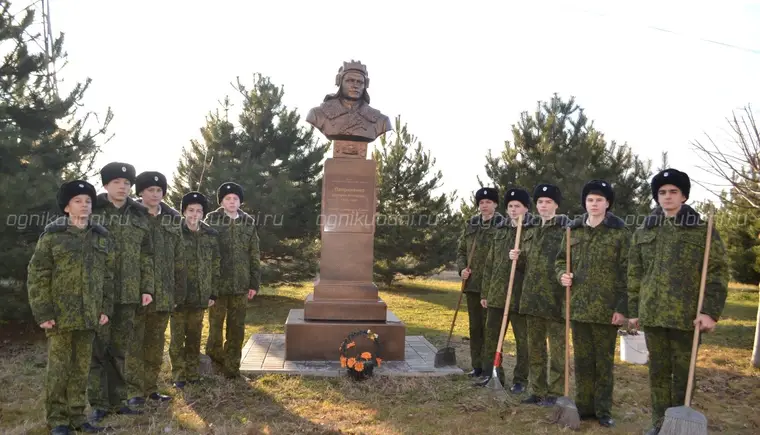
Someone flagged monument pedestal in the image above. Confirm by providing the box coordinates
[284,144,406,361]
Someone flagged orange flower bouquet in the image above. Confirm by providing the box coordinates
[338,329,383,381]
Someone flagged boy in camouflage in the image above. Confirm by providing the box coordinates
[517,183,569,406]
[555,180,629,428]
[456,186,505,378]
[88,162,154,421]
[204,182,261,378]
[27,180,113,434]
[170,192,221,388]
[125,171,186,406]
[628,168,729,435]
[479,187,532,393]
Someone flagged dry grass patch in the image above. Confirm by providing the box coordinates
[1,279,758,434]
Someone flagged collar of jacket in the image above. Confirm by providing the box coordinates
[495,212,535,229]
[44,216,109,236]
[526,213,570,228]
[136,199,181,218]
[182,219,218,235]
[568,212,625,229]
[206,207,256,225]
[95,193,149,216]
[642,204,703,229]
[468,212,506,228]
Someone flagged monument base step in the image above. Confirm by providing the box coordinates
[284,309,406,361]
[303,293,387,321]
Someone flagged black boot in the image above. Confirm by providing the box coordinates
[88,409,109,423]
[149,392,172,402]
[116,406,143,415]
[509,383,525,394]
[599,416,615,427]
[466,368,483,377]
[50,426,70,435]
[76,422,110,433]
[520,394,543,405]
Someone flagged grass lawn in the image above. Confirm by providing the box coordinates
[1,280,759,434]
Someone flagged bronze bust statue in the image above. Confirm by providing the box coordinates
[306,60,392,143]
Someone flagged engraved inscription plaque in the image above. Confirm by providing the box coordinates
[321,171,375,233]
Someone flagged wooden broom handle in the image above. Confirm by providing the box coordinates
[564,226,571,397]
[684,214,713,406]
[496,214,524,353]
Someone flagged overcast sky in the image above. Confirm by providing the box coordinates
[33,0,760,205]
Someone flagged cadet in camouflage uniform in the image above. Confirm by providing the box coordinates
[479,187,532,393]
[88,162,154,421]
[628,169,728,435]
[456,187,505,378]
[517,183,569,406]
[204,182,261,378]
[125,171,186,405]
[555,180,629,428]
[170,192,220,388]
[27,180,114,434]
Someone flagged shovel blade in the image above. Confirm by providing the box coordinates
[434,347,456,367]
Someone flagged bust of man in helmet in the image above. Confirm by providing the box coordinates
[306,60,392,143]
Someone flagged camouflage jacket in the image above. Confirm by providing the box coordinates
[180,219,221,309]
[482,213,534,311]
[456,213,506,293]
[628,205,729,331]
[139,201,186,312]
[554,213,630,324]
[91,194,154,304]
[27,217,115,332]
[204,207,261,295]
[519,214,570,320]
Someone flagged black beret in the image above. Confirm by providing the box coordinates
[57,179,97,214]
[217,181,244,204]
[651,168,690,203]
[533,183,562,206]
[581,179,614,210]
[181,191,209,216]
[475,186,499,204]
[100,162,136,186]
[504,188,531,208]
[135,171,168,196]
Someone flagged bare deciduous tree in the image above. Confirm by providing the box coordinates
[691,104,760,368]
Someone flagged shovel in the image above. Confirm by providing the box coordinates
[485,214,524,398]
[434,235,479,367]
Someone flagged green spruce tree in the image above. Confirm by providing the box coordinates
[170,74,328,285]
[373,116,460,286]
[482,94,651,219]
[0,1,112,320]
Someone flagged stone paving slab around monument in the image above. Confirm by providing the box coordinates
[240,334,464,377]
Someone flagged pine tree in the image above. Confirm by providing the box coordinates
[716,180,760,284]
[482,94,652,219]
[0,1,112,320]
[170,74,328,285]
[373,116,460,286]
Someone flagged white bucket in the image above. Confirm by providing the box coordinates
[620,332,649,364]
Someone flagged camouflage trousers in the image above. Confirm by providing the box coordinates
[206,294,248,377]
[125,308,170,399]
[571,321,618,418]
[510,312,529,385]
[46,329,95,428]
[89,303,135,411]
[465,292,486,371]
[643,326,699,427]
[526,315,565,397]
[482,308,529,384]
[169,308,205,382]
